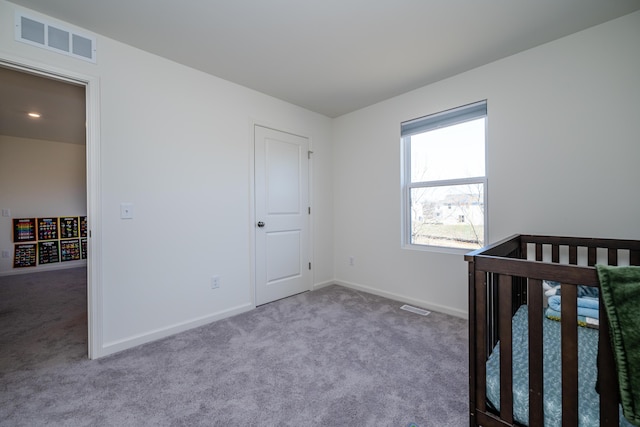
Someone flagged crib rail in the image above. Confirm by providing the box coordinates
[466,234,640,427]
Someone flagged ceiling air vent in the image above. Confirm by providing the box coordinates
[15,12,96,63]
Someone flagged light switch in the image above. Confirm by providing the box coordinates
[120,203,134,219]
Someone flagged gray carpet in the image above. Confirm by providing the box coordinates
[0,268,468,426]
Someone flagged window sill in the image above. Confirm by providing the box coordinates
[402,243,477,256]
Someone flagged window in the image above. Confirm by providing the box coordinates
[402,101,487,251]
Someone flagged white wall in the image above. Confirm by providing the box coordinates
[0,135,87,273]
[0,1,333,356]
[332,11,640,318]
[2,0,638,355]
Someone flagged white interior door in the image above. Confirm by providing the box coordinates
[255,125,310,306]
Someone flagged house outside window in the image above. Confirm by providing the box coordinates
[401,101,487,251]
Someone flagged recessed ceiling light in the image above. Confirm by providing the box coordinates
[28,112,41,118]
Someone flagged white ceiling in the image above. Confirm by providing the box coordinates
[2,0,640,142]
[0,66,85,145]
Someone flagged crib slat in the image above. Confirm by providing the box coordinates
[560,284,578,426]
[475,271,487,414]
[535,243,542,261]
[527,279,544,426]
[498,274,513,424]
[552,245,560,263]
[599,298,620,425]
[608,248,618,266]
[468,263,477,426]
[588,247,597,266]
[569,246,577,264]
[488,274,497,352]
[631,250,640,266]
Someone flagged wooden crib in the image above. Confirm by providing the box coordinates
[465,234,640,426]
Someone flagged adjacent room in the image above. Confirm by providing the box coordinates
[1,1,639,425]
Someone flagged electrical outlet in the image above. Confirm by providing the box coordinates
[1,250,10,258]
[349,256,355,266]
[1,208,10,217]
[211,276,220,289]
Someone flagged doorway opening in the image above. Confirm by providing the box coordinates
[0,57,100,359]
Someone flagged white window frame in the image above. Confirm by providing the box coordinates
[401,101,488,253]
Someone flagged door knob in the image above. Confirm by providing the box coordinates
[257,221,265,227]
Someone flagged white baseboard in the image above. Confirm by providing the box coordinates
[98,279,467,358]
[333,279,468,320]
[0,260,87,277]
[312,279,335,291]
[99,302,254,358]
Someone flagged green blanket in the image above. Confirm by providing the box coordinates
[597,265,640,426]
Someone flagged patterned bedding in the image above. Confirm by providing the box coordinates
[485,305,632,426]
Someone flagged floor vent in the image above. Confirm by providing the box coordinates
[400,304,430,316]
[15,12,96,63]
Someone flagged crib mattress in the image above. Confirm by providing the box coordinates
[485,305,632,427]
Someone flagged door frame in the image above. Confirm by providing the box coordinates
[0,52,102,359]
[248,120,313,307]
